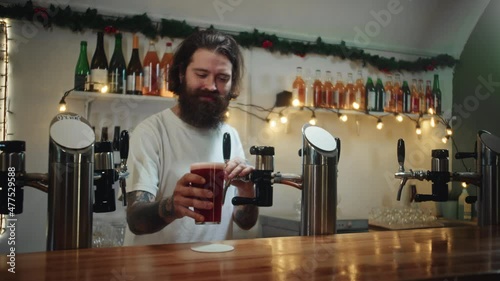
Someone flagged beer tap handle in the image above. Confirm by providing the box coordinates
[336,138,341,161]
[397,138,405,171]
[120,130,129,163]
[119,130,129,207]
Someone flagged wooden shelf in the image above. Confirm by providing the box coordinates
[67,91,177,103]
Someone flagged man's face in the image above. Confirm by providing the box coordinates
[177,48,233,129]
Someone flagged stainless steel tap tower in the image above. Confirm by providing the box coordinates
[231,124,340,236]
[300,124,340,236]
[47,113,95,250]
[395,130,500,227]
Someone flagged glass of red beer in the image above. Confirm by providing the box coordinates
[190,162,225,224]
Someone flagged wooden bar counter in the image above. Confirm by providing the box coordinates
[2,226,500,280]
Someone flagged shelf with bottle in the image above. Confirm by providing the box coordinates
[67,90,177,103]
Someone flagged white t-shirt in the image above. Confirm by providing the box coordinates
[123,108,245,246]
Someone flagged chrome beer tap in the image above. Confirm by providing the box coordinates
[227,124,341,236]
[394,130,500,226]
[0,112,130,250]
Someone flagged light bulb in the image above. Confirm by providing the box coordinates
[100,85,109,94]
[269,120,277,128]
[376,119,383,130]
[428,108,435,115]
[225,111,230,118]
[442,136,448,143]
[396,114,403,122]
[446,127,453,136]
[430,117,436,127]
[309,117,317,125]
[339,114,348,122]
[461,182,467,188]
[59,103,67,112]
[280,115,288,124]
[416,125,422,135]
[352,102,360,110]
[292,99,300,107]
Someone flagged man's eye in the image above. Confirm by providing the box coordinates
[196,73,208,78]
[218,76,230,82]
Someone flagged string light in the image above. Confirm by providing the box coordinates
[461,182,467,188]
[446,125,452,136]
[428,108,435,115]
[279,113,288,124]
[376,118,383,130]
[338,113,348,122]
[309,112,317,125]
[442,136,449,143]
[430,116,436,127]
[395,113,403,122]
[59,102,67,112]
[225,111,230,118]
[292,98,300,107]
[352,102,360,110]
[268,119,277,128]
[415,123,422,135]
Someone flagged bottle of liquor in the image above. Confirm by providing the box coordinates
[393,74,403,113]
[90,32,109,92]
[126,35,143,95]
[375,78,385,112]
[292,67,306,106]
[425,80,434,114]
[383,74,393,112]
[323,71,334,108]
[312,69,323,108]
[344,73,354,110]
[410,79,420,114]
[365,77,376,111]
[432,74,442,114]
[401,80,411,113]
[333,72,345,109]
[112,126,121,167]
[108,33,126,94]
[160,42,174,97]
[418,79,426,114]
[74,41,90,91]
[354,70,366,110]
[143,40,160,96]
[304,68,314,107]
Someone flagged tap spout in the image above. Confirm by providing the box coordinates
[23,173,49,193]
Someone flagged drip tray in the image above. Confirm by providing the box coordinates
[259,214,368,238]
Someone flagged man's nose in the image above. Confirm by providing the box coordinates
[202,76,217,91]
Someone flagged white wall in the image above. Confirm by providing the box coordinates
[0,19,453,252]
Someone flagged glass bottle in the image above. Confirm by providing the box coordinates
[312,69,323,108]
[418,79,426,114]
[383,74,393,112]
[292,67,306,106]
[333,72,344,109]
[344,73,354,110]
[108,33,126,94]
[425,80,434,114]
[90,31,109,92]
[74,41,90,91]
[143,40,160,95]
[126,35,143,95]
[354,70,366,110]
[323,71,334,108]
[375,78,385,112]
[393,74,403,113]
[304,68,314,107]
[101,127,108,142]
[365,77,376,111]
[160,42,174,97]
[432,74,442,115]
[401,80,411,113]
[410,79,420,114]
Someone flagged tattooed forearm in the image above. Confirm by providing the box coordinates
[233,204,258,230]
[126,191,174,235]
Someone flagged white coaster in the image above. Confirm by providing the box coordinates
[190,243,234,253]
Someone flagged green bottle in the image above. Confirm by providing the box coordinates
[365,77,376,111]
[108,33,126,94]
[74,41,90,91]
[432,74,442,115]
[375,78,385,112]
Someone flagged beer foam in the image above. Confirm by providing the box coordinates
[190,162,225,171]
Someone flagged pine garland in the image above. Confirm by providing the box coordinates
[0,1,459,72]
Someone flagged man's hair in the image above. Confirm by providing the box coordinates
[169,29,244,98]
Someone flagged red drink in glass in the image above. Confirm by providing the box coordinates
[190,162,225,224]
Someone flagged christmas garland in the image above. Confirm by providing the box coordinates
[0,1,459,72]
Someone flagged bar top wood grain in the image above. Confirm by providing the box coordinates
[2,226,500,281]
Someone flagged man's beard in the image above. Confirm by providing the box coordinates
[177,85,230,129]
